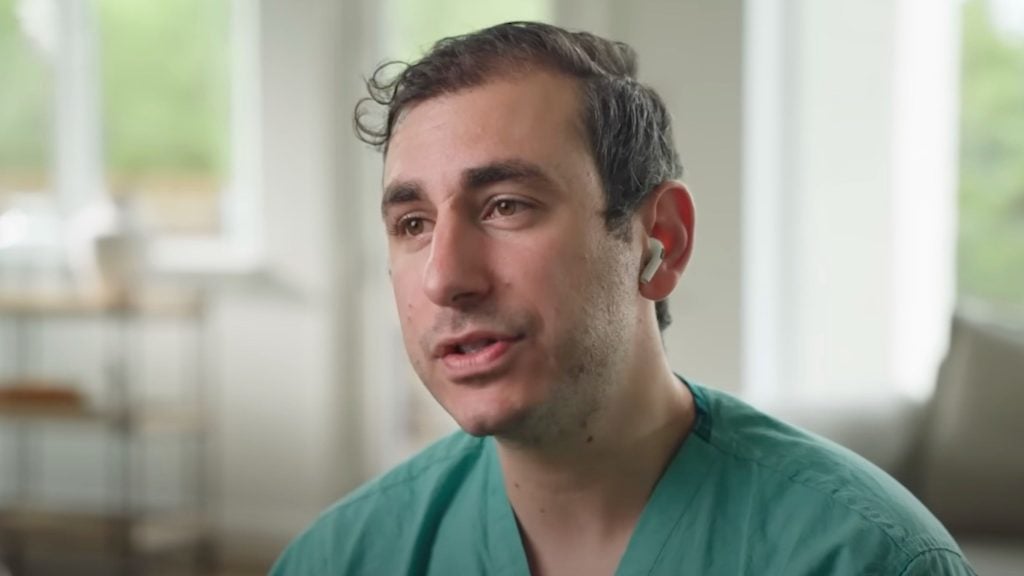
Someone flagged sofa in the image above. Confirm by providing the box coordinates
[761,306,1024,575]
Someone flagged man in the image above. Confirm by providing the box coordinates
[273,22,974,575]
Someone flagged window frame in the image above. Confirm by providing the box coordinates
[51,0,263,276]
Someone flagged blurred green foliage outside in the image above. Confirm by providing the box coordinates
[959,0,1024,309]
[0,0,51,192]
[392,0,550,61]
[96,0,229,192]
[0,0,227,231]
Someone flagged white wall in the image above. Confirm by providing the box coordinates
[743,0,959,400]
[790,0,899,395]
[214,0,373,556]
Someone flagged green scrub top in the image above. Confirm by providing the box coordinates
[271,381,975,575]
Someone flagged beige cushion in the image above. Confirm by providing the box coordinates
[916,309,1024,535]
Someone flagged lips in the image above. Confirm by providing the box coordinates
[433,331,524,380]
[433,330,515,357]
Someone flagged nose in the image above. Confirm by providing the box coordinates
[423,214,491,308]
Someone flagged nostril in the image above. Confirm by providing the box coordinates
[451,290,482,304]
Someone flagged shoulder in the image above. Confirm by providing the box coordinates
[270,430,489,575]
[687,382,974,574]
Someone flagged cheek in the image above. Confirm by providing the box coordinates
[390,268,426,336]
[502,237,585,325]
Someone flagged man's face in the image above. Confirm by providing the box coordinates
[382,71,643,442]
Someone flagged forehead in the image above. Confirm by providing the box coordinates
[383,71,595,194]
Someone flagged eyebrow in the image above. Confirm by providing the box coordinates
[381,181,424,217]
[381,159,556,218]
[462,159,554,192]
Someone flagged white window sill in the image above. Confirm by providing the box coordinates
[148,236,263,278]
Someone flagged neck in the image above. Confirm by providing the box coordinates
[495,343,695,568]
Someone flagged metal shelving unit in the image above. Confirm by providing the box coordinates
[0,289,214,575]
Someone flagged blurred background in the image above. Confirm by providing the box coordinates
[0,0,1021,574]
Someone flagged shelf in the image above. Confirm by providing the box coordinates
[0,285,212,571]
[0,404,206,433]
[0,506,207,553]
[0,288,203,318]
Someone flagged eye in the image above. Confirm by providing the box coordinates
[485,198,529,220]
[494,199,519,217]
[395,215,432,237]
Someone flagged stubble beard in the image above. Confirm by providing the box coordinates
[408,233,640,448]
[494,318,626,450]
[493,237,638,450]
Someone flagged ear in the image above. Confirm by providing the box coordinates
[637,180,695,301]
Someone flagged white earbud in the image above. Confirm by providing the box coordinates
[640,237,664,284]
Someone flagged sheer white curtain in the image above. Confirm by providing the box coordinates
[743,0,959,401]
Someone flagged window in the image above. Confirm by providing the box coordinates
[0,0,53,199]
[958,0,1024,311]
[389,0,551,60]
[742,1,961,400]
[0,0,258,278]
[96,0,231,235]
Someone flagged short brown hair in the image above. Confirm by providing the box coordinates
[356,21,682,331]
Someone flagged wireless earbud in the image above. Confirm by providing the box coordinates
[640,237,664,284]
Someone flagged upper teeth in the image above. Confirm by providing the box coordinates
[458,340,494,354]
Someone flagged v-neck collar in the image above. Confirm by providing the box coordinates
[614,380,715,575]
[485,437,533,575]
[482,379,715,576]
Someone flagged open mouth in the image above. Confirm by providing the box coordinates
[449,338,500,356]
[443,336,523,359]
[437,333,524,378]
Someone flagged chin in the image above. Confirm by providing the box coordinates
[443,392,537,438]
[450,406,529,438]
[424,371,545,437]
[455,420,499,438]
